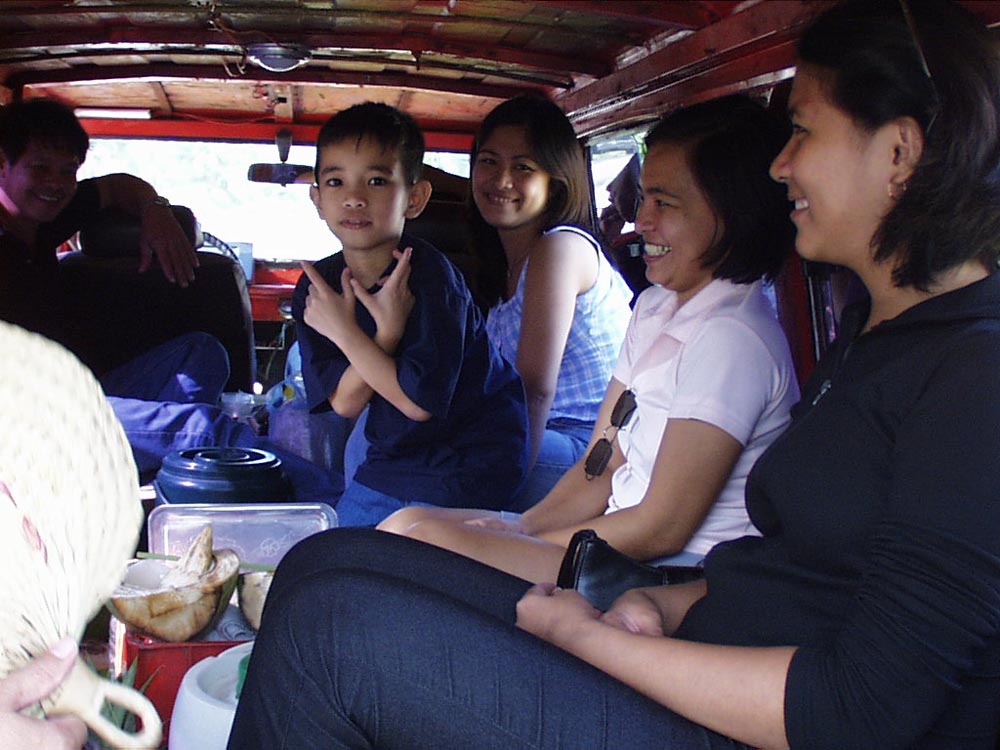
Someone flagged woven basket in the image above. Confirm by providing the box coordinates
[0,321,161,748]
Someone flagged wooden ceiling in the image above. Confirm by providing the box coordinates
[2,1,999,141]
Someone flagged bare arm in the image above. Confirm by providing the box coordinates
[535,417,743,559]
[390,377,743,580]
[518,585,792,749]
[515,232,598,471]
[516,377,627,535]
[94,173,198,286]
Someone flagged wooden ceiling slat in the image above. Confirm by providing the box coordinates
[0,27,611,79]
[558,0,828,129]
[18,0,999,137]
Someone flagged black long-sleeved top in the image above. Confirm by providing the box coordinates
[678,273,1000,749]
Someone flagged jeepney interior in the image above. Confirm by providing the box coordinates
[1,0,857,393]
[4,0,997,403]
[4,2,1000,745]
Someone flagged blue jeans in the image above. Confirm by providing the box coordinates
[99,331,230,405]
[334,480,434,527]
[343,412,591,515]
[505,419,593,513]
[102,331,233,475]
[227,529,749,750]
[103,333,340,504]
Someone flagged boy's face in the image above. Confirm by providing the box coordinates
[0,139,80,227]
[310,136,427,257]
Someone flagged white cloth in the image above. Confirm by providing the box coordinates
[607,278,799,557]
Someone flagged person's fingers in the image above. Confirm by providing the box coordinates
[299,261,327,290]
[396,255,413,290]
[0,712,88,750]
[523,581,558,598]
[136,239,155,276]
[0,638,77,712]
[381,247,413,288]
[341,268,357,304]
[161,245,186,287]
[43,714,89,748]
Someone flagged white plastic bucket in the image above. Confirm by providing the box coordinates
[169,641,254,750]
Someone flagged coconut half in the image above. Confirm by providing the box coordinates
[237,571,273,631]
[109,526,240,642]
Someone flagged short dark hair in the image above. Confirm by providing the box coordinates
[314,102,425,185]
[797,0,1000,289]
[0,98,89,165]
[644,94,793,283]
[470,94,593,307]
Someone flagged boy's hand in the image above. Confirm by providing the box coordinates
[354,247,415,353]
[301,261,361,348]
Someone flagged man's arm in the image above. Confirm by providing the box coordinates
[93,173,198,286]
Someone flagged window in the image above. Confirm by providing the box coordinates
[79,138,469,262]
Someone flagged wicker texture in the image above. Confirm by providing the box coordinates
[0,321,160,748]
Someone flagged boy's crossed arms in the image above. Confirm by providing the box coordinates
[300,247,430,422]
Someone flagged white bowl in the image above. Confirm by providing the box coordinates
[169,641,254,750]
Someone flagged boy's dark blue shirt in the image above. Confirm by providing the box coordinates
[292,233,528,509]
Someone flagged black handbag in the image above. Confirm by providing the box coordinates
[556,529,704,611]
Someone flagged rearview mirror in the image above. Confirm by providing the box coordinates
[247,163,314,186]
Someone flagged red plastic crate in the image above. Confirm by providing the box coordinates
[116,628,249,746]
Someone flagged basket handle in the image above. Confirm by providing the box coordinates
[53,657,163,749]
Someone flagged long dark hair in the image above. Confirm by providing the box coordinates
[470,95,593,307]
[798,0,1000,289]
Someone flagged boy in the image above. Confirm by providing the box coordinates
[293,102,528,526]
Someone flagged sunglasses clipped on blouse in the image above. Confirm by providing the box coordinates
[584,388,637,480]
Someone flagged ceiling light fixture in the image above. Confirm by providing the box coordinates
[74,108,152,120]
[246,43,312,73]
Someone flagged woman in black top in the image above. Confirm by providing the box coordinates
[228,2,1000,748]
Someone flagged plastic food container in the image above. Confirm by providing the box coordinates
[147,502,337,570]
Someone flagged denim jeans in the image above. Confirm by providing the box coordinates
[342,411,591,515]
[505,419,593,512]
[227,529,749,750]
[333,480,428,527]
[102,333,340,504]
[99,330,230,404]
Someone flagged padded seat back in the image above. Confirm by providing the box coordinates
[59,243,256,393]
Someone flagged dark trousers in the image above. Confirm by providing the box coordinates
[227,529,747,750]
